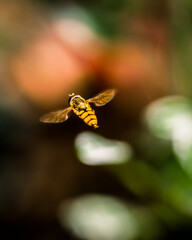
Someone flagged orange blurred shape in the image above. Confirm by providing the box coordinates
[52,18,106,71]
[101,41,169,108]
[11,35,86,108]
[102,42,152,88]
[10,19,105,108]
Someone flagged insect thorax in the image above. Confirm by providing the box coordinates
[69,95,87,110]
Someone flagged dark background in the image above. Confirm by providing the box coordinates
[1,0,192,239]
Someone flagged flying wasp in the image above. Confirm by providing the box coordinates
[40,89,117,128]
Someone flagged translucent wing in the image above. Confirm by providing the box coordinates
[40,107,72,123]
[87,89,117,106]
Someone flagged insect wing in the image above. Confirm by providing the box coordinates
[40,107,72,123]
[88,89,117,106]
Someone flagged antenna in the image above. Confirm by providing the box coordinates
[68,93,75,97]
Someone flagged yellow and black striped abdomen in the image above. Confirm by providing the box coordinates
[75,106,98,128]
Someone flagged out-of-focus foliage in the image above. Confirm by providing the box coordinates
[58,194,139,240]
[75,131,132,165]
[1,0,192,240]
[144,96,192,177]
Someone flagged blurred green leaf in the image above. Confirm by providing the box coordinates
[75,131,132,165]
[144,96,192,177]
[58,194,139,240]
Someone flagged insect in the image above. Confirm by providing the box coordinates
[40,89,117,128]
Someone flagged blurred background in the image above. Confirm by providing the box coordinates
[1,0,192,239]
